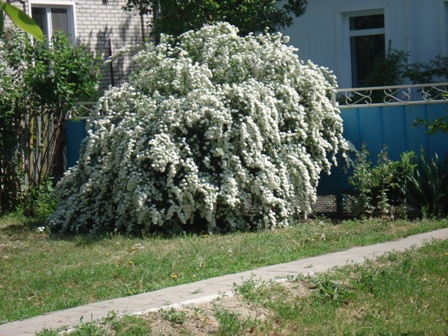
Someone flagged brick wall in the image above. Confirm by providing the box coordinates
[6,0,148,89]
[75,0,146,89]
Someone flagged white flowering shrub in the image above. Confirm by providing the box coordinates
[48,23,349,234]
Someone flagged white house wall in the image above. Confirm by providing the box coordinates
[283,0,448,88]
[75,0,143,88]
[7,0,144,89]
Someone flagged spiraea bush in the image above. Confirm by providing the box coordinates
[48,23,350,234]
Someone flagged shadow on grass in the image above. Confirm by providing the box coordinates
[0,223,27,237]
[0,212,213,246]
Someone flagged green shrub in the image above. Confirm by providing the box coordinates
[21,181,57,223]
[406,151,448,218]
[365,50,409,87]
[160,308,187,325]
[0,28,101,214]
[406,55,448,84]
[349,145,416,218]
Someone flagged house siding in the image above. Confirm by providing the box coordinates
[6,0,146,89]
[75,0,144,88]
[283,0,448,88]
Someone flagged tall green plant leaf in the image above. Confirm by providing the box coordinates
[406,152,448,218]
[2,3,44,41]
[0,4,4,37]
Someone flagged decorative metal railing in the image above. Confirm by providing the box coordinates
[67,101,96,120]
[71,83,448,117]
[332,82,448,108]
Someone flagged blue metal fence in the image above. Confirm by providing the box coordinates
[65,97,448,196]
[317,102,448,195]
[65,118,88,169]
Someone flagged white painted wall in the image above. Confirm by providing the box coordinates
[282,0,448,88]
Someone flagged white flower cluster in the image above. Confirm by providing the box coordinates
[48,23,350,234]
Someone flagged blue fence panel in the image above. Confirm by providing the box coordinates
[357,106,384,159]
[405,105,430,154]
[65,119,88,169]
[425,104,448,158]
[382,105,407,160]
[65,103,448,195]
[317,102,448,195]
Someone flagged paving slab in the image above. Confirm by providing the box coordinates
[1,228,447,336]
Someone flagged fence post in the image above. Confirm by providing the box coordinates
[331,91,337,107]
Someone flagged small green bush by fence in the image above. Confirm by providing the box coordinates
[349,145,448,219]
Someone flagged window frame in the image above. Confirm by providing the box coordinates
[28,1,77,42]
[336,5,389,88]
[349,11,385,87]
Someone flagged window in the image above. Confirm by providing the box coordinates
[30,3,75,41]
[349,13,385,87]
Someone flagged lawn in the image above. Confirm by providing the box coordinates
[38,238,448,335]
[0,214,447,326]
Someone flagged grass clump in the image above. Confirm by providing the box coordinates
[160,308,187,325]
[37,312,151,336]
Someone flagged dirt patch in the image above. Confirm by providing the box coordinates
[140,280,310,335]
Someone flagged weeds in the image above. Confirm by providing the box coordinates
[160,308,187,325]
[308,274,353,306]
[406,151,448,218]
[234,276,259,302]
[349,144,448,219]
[349,144,416,218]
[214,309,257,336]
[36,312,151,336]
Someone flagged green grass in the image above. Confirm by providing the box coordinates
[235,239,448,335]
[214,309,256,336]
[37,238,448,335]
[0,213,447,325]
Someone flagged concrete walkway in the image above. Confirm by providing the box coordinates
[1,228,448,336]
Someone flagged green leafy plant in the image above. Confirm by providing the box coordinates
[109,313,151,335]
[413,93,448,135]
[406,151,448,218]
[408,56,448,135]
[414,114,448,135]
[362,50,409,104]
[365,50,409,87]
[235,277,259,302]
[121,0,307,40]
[0,1,43,41]
[20,180,57,223]
[406,55,448,84]
[349,144,416,218]
[362,51,448,89]
[308,274,352,306]
[215,309,245,336]
[0,28,101,214]
[160,307,187,325]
